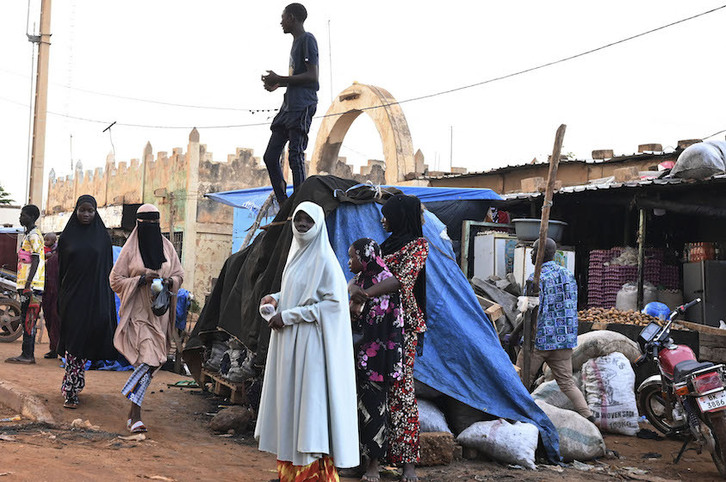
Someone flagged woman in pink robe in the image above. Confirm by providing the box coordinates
[110,204,183,433]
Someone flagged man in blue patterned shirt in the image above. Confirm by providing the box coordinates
[525,238,593,421]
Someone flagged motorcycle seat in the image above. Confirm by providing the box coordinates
[673,359,714,383]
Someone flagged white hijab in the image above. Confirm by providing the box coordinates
[277,202,359,467]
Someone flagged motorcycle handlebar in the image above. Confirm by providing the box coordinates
[678,298,701,314]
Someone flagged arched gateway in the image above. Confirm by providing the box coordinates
[311,83,415,184]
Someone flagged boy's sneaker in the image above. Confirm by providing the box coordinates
[5,355,36,364]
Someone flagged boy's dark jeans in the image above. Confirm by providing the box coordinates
[19,290,42,359]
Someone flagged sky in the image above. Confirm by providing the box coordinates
[2,1,726,207]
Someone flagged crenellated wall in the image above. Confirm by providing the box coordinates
[43,127,444,299]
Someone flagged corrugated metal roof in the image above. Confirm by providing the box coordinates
[421,150,679,180]
[498,175,726,201]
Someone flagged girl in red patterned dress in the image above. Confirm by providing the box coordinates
[349,194,428,482]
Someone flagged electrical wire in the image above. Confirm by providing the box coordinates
[3,4,725,130]
[0,66,279,113]
[702,129,726,140]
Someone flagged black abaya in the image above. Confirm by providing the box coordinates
[57,195,118,360]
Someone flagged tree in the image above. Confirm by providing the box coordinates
[0,185,14,205]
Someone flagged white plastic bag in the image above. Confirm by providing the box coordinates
[582,352,639,436]
[671,140,726,179]
[535,400,606,462]
[418,399,452,434]
[456,419,539,469]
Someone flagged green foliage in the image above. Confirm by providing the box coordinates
[0,185,13,205]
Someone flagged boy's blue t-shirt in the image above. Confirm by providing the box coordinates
[282,32,319,112]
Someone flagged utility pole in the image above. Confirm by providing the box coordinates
[28,0,53,206]
[449,126,453,172]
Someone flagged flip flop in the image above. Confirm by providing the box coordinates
[129,420,147,433]
[126,419,133,430]
[63,400,78,409]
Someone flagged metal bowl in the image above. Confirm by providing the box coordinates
[511,218,568,242]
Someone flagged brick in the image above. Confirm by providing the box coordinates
[419,432,456,466]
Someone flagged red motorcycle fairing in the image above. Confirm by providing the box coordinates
[659,345,698,379]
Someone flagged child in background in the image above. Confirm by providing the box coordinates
[42,233,60,359]
[5,205,45,364]
[348,238,404,481]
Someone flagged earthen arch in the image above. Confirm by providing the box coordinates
[311,83,415,184]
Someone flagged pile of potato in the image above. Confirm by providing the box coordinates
[578,307,662,327]
[578,307,691,331]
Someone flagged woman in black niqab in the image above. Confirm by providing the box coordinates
[136,210,166,270]
[57,195,118,408]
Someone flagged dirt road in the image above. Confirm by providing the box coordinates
[0,338,723,481]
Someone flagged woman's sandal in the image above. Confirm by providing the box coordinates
[63,400,78,409]
[128,420,147,433]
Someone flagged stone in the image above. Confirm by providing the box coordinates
[209,406,254,434]
[418,432,456,466]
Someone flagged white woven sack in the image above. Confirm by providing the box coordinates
[456,419,539,469]
[535,400,606,461]
[417,399,452,434]
[582,352,639,436]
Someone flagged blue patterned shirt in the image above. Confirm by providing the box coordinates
[532,261,578,350]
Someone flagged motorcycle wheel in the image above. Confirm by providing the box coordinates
[706,410,726,478]
[638,382,683,436]
[0,297,22,343]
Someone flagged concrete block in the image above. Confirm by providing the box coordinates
[638,143,663,153]
[0,379,54,425]
[521,177,546,192]
[613,167,640,182]
[678,139,702,150]
[419,432,456,466]
[592,149,614,160]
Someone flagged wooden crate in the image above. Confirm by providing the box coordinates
[201,368,247,405]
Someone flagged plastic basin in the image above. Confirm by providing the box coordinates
[512,218,568,242]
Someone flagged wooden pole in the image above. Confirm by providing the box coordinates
[522,124,567,388]
[28,0,52,206]
[636,208,646,310]
[241,192,275,251]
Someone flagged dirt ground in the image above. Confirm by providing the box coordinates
[0,339,724,482]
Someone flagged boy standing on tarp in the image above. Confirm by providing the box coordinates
[261,3,319,204]
[6,205,45,364]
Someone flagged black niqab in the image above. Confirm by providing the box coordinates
[137,219,167,270]
[57,195,118,360]
[380,194,427,322]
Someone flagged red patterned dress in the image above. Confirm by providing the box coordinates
[383,237,428,465]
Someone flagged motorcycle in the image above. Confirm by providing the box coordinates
[0,289,22,343]
[636,298,726,477]
[0,268,21,342]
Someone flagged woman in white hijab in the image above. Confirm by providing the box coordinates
[256,201,358,481]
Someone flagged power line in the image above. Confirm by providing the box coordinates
[703,128,726,140]
[0,67,279,113]
[347,3,726,112]
[2,4,724,130]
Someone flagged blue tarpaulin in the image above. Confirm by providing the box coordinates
[204,182,558,460]
[326,202,560,462]
[206,184,502,212]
